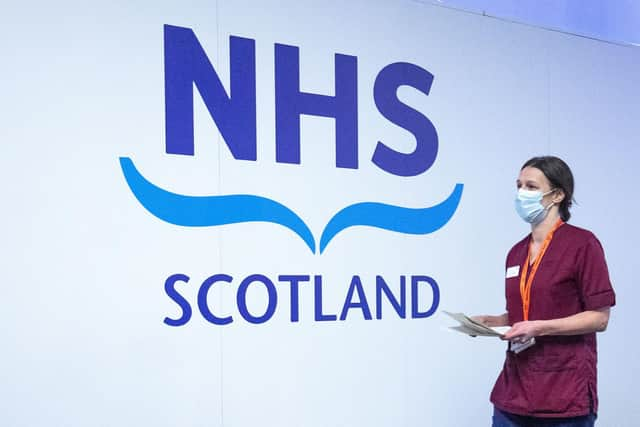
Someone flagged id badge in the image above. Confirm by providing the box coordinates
[510,337,536,354]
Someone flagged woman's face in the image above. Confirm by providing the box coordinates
[517,166,552,193]
[517,166,564,205]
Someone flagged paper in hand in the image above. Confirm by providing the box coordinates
[443,311,510,337]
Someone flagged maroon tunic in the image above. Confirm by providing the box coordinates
[490,223,616,418]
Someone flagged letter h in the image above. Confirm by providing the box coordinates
[275,44,358,169]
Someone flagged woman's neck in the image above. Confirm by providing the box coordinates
[530,210,562,244]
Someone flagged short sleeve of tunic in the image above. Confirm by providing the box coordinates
[576,234,616,310]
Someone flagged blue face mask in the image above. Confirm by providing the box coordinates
[514,189,556,224]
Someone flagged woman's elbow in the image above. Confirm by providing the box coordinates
[596,318,608,332]
[595,308,611,332]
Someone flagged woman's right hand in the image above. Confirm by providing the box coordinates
[471,313,509,327]
[471,315,491,326]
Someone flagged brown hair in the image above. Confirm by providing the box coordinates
[522,156,575,222]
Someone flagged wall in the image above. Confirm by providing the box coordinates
[418,0,640,46]
[1,0,638,426]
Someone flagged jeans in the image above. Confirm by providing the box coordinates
[492,407,596,427]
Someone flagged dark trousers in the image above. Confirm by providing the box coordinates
[492,407,596,427]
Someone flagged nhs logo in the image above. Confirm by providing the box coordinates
[120,24,463,254]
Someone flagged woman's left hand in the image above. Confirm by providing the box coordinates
[503,320,545,342]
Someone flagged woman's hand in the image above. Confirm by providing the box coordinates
[471,313,509,327]
[503,320,545,342]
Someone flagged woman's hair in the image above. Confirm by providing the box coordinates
[522,156,575,222]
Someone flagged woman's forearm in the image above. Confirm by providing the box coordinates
[536,308,610,336]
[503,307,611,341]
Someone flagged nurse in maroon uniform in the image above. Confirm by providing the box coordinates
[475,156,616,427]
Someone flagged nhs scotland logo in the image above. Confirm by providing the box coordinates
[119,24,463,254]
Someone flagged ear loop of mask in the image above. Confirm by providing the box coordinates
[543,188,558,211]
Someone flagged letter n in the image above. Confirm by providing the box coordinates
[164,24,256,160]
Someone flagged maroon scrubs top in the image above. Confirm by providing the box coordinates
[490,223,616,418]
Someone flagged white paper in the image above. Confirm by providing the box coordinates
[443,311,508,337]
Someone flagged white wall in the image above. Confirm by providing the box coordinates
[1,0,638,426]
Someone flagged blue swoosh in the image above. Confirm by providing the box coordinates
[319,184,464,253]
[119,157,316,253]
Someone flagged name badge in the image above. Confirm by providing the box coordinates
[510,337,536,354]
[506,265,520,278]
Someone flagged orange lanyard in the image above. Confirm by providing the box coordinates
[519,218,564,321]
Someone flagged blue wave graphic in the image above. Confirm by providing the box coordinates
[119,157,316,253]
[120,157,463,254]
[319,184,464,253]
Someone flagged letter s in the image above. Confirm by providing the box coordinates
[164,274,192,326]
[372,62,438,177]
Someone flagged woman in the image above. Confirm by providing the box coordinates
[475,156,616,427]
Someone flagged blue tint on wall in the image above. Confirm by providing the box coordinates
[417,0,640,45]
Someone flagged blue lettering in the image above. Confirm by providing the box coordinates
[198,274,233,325]
[279,275,309,322]
[275,43,358,168]
[375,275,406,319]
[164,25,257,160]
[164,272,441,325]
[314,275,337,321]
[237,274,278,324]
[372,62,438,177]
[339,275,372,320]
[411,275,440,318]
[162,25,440,178]
[164,273,192,327]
